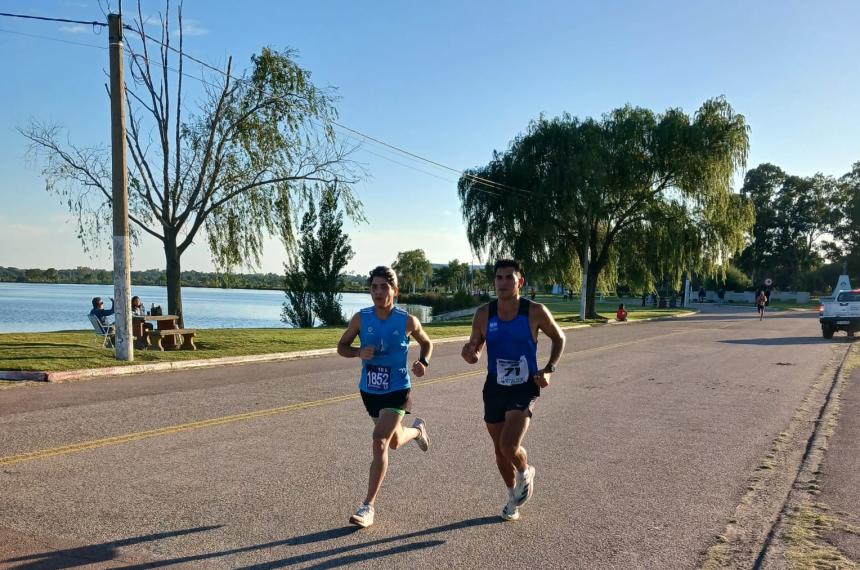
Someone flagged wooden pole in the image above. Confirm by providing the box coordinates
[109,13,132,361]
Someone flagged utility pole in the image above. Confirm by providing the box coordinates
[109,12,132,361]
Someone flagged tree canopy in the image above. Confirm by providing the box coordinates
[458,97,753,316]
[20,1,361,324]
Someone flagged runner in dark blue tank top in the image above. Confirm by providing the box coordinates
[337,266,433,528]
[461,259,566,521]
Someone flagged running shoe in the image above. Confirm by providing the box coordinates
[412,417,430,452]
[349,502,375,528]
[501,499,520,521]
[514,465,536,507]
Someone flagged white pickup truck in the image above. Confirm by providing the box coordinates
[819,289,860,338]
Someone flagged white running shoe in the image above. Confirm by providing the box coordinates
[513,465,535,507]
[412,417,430,452]
[349,502,375,528]
[501,499,520,521]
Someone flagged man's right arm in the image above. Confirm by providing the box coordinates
[461,305,487,364]
[337,313,362,358]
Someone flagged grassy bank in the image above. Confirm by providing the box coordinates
[0,298,691,372]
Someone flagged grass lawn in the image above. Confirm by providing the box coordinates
[0,297,691,373]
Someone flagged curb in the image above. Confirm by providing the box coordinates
[0,312,691,383]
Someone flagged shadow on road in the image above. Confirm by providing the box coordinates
[110,516,500,569]
[0,526,221,569]
[719,336,847,346]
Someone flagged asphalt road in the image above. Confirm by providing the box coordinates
[0,305,845,569]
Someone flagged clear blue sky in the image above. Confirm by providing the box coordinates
[2,0,859,275]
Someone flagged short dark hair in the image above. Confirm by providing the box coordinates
[91,297,102,309]
[493,259,522,274]
[368,266,398,288]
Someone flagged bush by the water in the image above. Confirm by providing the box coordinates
[399,291,488,314]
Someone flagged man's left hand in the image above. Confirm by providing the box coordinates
[534,370,551,388]
[412,360,427,378]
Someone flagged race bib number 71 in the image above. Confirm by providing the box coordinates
[496,356,529,386]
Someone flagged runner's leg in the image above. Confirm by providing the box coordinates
[500,410,530,472]
[365,409,419,505]
[487,421,516,488]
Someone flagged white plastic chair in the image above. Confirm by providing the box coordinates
[88,314,115,348]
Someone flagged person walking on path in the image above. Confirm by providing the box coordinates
[756,290,768,321]
[337,266,433,528]
[461,259,566,521]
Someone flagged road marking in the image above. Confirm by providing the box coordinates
[0,327,701,467]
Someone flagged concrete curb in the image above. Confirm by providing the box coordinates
[0,311,692,383]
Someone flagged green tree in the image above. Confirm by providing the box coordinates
[826,161,860,276]
[306,186,354,326]
[20,1,360,326]
[392,249,432,293]
[282,209,316,328]
[458,98,753,317]
[736,163,785,285]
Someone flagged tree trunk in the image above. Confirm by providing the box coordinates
[164,231,184,327]
[585,263,601,319]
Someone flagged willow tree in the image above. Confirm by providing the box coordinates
[392,249,432,293]
[458,98,753,317]
[19,2,360,324]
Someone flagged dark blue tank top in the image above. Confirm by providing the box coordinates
[485,298,539,396]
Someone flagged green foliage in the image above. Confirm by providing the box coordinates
[432,259,471,292]
[737,163,842,289]
[281,186,354,327]
[0,266,285,289]
[458,98,753,317]
[704,264,752,291]
[392,249,432,293]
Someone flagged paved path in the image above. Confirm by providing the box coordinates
[0,306,847,568]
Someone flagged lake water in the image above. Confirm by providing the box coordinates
[0,283,431,333]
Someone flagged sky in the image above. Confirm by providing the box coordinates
[1,0,859,276]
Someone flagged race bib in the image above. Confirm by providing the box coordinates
[366,364,391,391]
[496,356,529,386]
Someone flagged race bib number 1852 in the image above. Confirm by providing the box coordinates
[496,356,529,386]
[366,364,391,391]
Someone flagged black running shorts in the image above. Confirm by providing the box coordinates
[482,383,538,423]
[360,388,413,419]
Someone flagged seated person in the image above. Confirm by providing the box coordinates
[89,297,115,331]
[616,303,628,322]
[131,296,154,334]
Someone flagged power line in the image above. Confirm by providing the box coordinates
[0,27,107,50]
[0,11,105,27]
[4,9,536,201]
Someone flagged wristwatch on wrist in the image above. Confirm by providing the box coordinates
[418,356,430,367]
[544,363,556,373]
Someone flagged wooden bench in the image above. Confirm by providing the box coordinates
[148,328,197,351]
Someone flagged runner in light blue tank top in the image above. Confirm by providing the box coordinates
[337,266,434,528]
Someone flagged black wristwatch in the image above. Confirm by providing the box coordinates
[544,363,557,373]
[418,356,430,367]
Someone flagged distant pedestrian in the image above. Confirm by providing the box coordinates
[756,290,767,321]
[336,266,432,528]
[717,288,726,305]
[461,259,566,521]
[698,287,706,303]
[616,303,628,322]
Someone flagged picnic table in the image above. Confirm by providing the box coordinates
[132,315,196,351]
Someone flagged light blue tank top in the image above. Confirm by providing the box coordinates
[358,306,411,393]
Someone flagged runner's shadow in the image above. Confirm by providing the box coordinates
[112,516,500,569]
[0,525,221,569]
